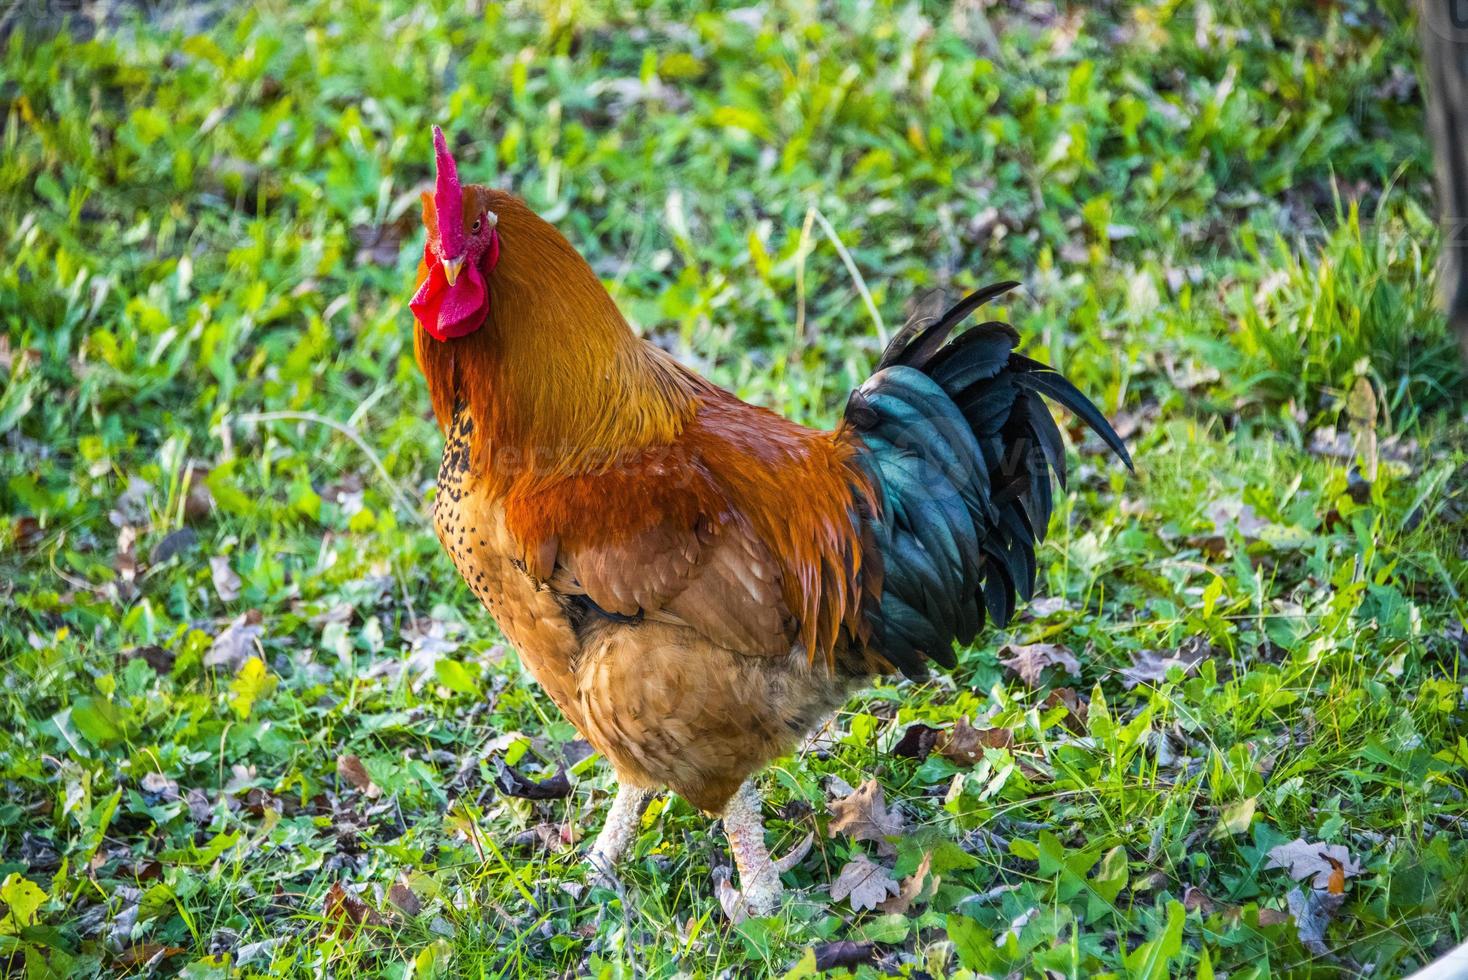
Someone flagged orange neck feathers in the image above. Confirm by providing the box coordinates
[414,190,707,488]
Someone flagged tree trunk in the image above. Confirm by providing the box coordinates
[1420,1,1468,363]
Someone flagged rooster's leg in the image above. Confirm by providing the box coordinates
[588,783,650,879]
[722,780,783,915]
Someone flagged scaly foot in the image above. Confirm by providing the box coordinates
[587,783,650,886]
[722,780,784,916]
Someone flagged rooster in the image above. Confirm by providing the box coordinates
[409,127,1130,913]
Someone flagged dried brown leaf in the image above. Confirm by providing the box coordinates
[204,612,264,672]
[336,754,381,799]
[185,788,213,823]
[827,779,904,856]
[1286,885,1345,954]
[877,851,935,914]
[1266,839,1362,891]
[1182,884,1215,913]
[1025,595,1072,618]
[12,516,43,552]
[509,823,571,854]
[772,832,814,874]
[321,882,385,938]
[210,555,242,602]
[139,771,179,803]
[1206,498,1270,540]
[829,852,899,911]
[387,878,422,918]
[998,643,1080,687]
[1121,640,1208,689]
[183,466,214,522]
[149,527,197,565]
[114,943,183,968]
[122,642,173,674]
[1042,686,1088,732]
[937,717,1012,766]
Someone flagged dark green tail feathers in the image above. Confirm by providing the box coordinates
[844,281,1132,678]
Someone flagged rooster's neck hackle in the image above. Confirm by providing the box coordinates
[415,191,705,489]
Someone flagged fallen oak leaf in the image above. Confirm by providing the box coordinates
[1041,686,1088,732]
[1286,886,1345,956]
[203,611,264,672]
[827,779,904,856]
[829,852,899,912]
[999,643,1080,687]
[1265,839,1362,891]
[938,717,1012,766]
[387,877,422,918]
[336,754,381,799]
[321,882,385,939]
[1182,884,1215,913]
[877,850,935,915]
[1256,907,1292,927]
[1121,640,1209,689]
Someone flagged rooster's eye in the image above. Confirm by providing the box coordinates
[471,216,482,234]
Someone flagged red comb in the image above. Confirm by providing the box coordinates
[433,126,466,258]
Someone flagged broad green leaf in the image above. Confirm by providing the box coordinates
[1124,901,1185,980]
[434,659,480,697]
[1212,797,1257,839]
[947,913,1000,971]
[1089,845,1129,916]
[67,698,124,747]
[0,874,48,934]
[781,948,817,980]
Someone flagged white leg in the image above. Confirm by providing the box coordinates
[722,780,783,915]
[588,783,650,876]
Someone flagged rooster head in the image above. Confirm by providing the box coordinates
[411,126,501,341]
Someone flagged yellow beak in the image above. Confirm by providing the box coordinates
[442,255,465,287]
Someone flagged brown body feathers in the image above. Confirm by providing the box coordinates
[416,189,883,810]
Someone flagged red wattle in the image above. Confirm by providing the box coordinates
[410,231,500,341]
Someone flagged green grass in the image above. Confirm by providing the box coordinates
[2,0,1466,976]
